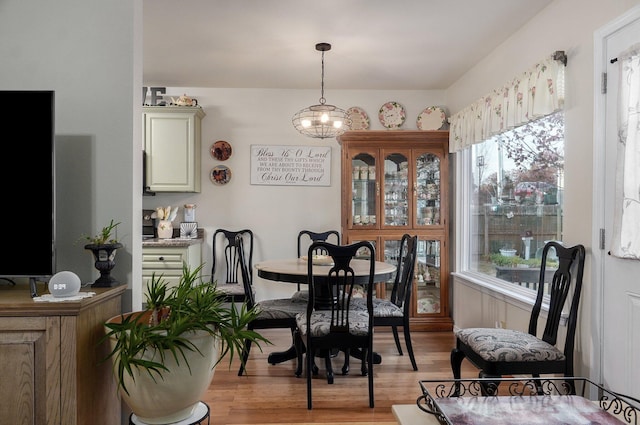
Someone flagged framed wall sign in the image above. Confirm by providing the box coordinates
[250,145,331,186]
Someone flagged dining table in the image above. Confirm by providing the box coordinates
[255,257,396,366]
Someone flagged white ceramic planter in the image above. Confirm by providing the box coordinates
[106,313,219,424]
[157,220,174,239]
[499,248,517,257]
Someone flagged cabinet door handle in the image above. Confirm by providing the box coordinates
[158,256,164,261]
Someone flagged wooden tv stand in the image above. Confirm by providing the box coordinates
[0,283,126,425]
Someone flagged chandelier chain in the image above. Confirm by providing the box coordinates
[319,50,326,105]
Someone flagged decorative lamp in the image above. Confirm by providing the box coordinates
[292,43,349,139]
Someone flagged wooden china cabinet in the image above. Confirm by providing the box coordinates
[337,130,452,331]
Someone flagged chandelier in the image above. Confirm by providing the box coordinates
[292,43,349,139]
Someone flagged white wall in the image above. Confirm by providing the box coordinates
[143,88,446,302]
[0,0,142,310]
[446,0,640,379]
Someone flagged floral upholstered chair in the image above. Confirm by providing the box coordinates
[450,241,586,393]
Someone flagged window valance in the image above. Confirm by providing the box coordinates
[448,51,567,153]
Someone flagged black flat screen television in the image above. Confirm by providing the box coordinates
[0,90,55,285]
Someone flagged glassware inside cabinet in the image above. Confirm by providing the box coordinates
[415,239,441,314]
[415,152,441,226]
[351,154,376,227]
[383,153,409,226]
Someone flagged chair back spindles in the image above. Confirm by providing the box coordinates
[295,230,341,293]
[297,230,341,258]
[224,243,240,284]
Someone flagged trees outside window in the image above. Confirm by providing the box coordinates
[467,111,564,287]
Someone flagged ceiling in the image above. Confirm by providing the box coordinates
[143,0,553,91]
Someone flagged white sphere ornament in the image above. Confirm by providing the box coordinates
[48,271,82,297]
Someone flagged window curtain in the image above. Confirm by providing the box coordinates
[449,53,566,153]
[610,43,640,260]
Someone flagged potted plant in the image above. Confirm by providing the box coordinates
[102,263,268,424]
[83,219,123,287]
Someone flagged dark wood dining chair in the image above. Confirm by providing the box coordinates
[294,230,341,294]
[297,230,341,258]
[236,236,306,376]
[211,228,253,303]
[353,233,419,371]
[450,241,586,393]
[294,240,376,409]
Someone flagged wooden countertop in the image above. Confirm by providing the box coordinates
[0,283,126,317]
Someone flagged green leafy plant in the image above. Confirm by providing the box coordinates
[489,253,558,268]
[101,263,269,395]
[83,219,121,245]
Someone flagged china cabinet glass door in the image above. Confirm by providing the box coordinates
[414,237,442,315]
[414,151,442,228]
[382,150,412,228]
[351,152,377,228]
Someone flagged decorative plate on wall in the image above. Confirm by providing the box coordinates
[378,101,406,129]
[210,140,232,161]
[210,165,232,185]
[346,106,370,130]
[417,106,447,130]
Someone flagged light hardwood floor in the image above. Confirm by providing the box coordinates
[203,329,478,424]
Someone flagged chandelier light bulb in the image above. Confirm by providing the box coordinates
[301,119,311,128]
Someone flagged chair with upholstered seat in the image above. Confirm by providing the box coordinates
[236,236,307,376]
[211,228,253,303]
[450,241,586,393]
[294,240,376,409]
[354,233,418,371]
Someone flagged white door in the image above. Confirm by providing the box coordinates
[599,6,640,398]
